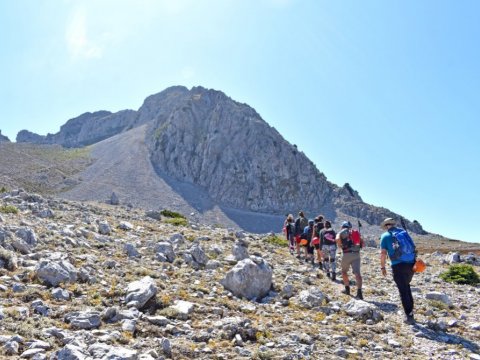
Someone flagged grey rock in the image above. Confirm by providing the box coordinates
[189,243,208,267]
[35,259,78,286]
[4,340,20,355]
[110,192,119,205]
[15,227,37,246]
[232,241,249,261]
[344,299,383,322]
[124,243,140,258]
[51,288,71,301]
[118,221,133,231]
[11,238,32,254]
[145,210,161,220]
[155,242,175,262]
[55,344,88,360]
[445,252,461,264]
[168,300,194,320]
[125,276,157,309]
[20,348,46,359]
[65,310,101,329]
[297,287,326,308]
[425,291,453,307]
[98,221,112,235]
[31,299,50,316]
[220,256,272,300]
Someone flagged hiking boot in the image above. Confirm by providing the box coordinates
[341,286,350,296]
[404,315,416,325]
[318,262,323,270]
[356,289,364,300]
[326,272,331,279]
[296,255,301,259]
[331,273,336,282]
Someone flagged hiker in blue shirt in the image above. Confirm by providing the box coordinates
[380,218,416,325]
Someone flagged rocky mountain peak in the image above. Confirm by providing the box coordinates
[0,130,10,143]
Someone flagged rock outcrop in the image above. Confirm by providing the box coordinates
[0,130,10,143]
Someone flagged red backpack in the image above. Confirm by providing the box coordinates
[350,229,362,247]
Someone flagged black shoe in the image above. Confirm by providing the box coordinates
[341,286,350,296]
[404,315,415,325]
[331,274,336,282]
[305,258,309,263]
[326,272,331,278]
[296,255,301,259]
[356,289,364,300]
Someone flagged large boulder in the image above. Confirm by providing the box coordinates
[125,276,157,309]
[220,256,272,300]
[35,259,78,287]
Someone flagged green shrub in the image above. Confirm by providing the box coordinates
[164,218,188,227]
[263,235,288,247]
[0,186,7,193]
[160,209,186,219]
[0,204,18,214]
[440,264,480,285]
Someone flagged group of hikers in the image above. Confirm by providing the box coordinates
[283,211,419,325]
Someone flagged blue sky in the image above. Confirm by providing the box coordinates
[1,0,479,242]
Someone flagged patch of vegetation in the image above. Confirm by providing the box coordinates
[0,186,7,193]
[0,204,18,214]
[164,218,188,227]
[263,235,288,247]
[440,264,480,285]
[428,300,450,311]
[160,209,186,219]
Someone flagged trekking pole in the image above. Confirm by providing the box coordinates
[358,220,363,247]
[400,217,407,232]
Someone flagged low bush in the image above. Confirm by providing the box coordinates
[0,204,18,214]
[263,235,288,247]
[164,218,188,227]
[160,209,186,219]
[440,264,480,285]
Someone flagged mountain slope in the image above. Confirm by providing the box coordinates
[13,86,425,234]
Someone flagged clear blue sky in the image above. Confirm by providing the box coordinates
[1,0,479,242]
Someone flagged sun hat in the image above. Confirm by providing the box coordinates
[381,218,396,228]
[341,221,352,228]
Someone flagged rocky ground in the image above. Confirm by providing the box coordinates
[1,189,480,359]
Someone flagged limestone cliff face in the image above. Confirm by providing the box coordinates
[145,87,425,234]
[145,87,333,213]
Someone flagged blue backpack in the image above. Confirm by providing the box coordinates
[388,228,416,262]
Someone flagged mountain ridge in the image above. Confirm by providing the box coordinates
[7,85,425,235]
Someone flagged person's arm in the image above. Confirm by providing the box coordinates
[336,232,342,249]
[380,249,388,276]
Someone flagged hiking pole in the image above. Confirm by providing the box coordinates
[400,217,407,232]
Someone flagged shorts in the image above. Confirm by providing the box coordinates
[341,252,361,274]
[295,235,301,244]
